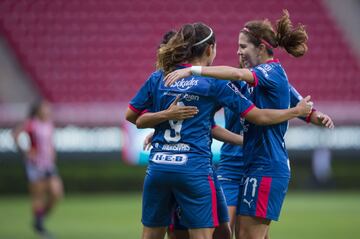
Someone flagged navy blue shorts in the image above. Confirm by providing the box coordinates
[215,175,230,224]
[217,177,243,207]
[142,169,219,228]
[237,176,289,221]
[171,172,230,230]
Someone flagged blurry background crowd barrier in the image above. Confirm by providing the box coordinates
[0,0,360,194]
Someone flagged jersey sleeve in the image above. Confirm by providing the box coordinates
[128,74,155,115]
[289,84,316,123]
[289,83,303,107]
[251,64,278,88]
[211,80,255,118]
[211,117,217,129]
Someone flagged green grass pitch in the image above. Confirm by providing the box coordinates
[0,192,359,239]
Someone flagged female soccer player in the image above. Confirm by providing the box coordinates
[12,100,63,238]
[216,58,334,239]
[164,10,329,239]
[125,22,312,239]
[142,118,242,239]
[138,29,237,239]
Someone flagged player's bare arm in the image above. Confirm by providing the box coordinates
[127,96,199,129]
[164,66,254,87]
[211,125,244,145]
[245,96,313,125]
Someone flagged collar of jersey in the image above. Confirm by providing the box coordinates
[266,59,280,64]
[177,63,192,69]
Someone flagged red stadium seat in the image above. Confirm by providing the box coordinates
[0,0,359,103]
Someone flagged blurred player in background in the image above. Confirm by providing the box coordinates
[12,100,63,238]
[126,22,312,239]
[164,10,325,239]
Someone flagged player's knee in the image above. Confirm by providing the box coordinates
[142,226,166,239]
[50,179,64,201]
[54,190,63,202]
[50,187,63,202]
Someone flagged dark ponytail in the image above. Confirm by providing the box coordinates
[156,23,215,75]
[241,9,308,58]
[275,9,308,57]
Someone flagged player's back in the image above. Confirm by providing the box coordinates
[132,68,254,175]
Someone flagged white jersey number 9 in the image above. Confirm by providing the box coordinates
[164,102,184,143]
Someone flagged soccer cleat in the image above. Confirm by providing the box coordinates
[33,224,55,239]
[33,216,45,232]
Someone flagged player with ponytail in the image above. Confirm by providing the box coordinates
[164,10,324,239]
[126,21,312,239]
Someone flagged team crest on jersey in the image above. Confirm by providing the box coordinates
[170,77,199,91]
[152,153,188,165]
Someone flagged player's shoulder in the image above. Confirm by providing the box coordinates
[203,76,231,86]
[254,59,282,72]
[144,70,165,89]
[148,70,164,81]
[253,63,273,76]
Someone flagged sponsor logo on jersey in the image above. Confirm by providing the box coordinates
[256,66,269,78]
[240,117,249,133]
[227,82,241,94]
[151,153,188,165]
[182,94,199,102]
[227,82,247,100]
[170,77,199,91]
[162,143,190,151]
[164,91,200,102]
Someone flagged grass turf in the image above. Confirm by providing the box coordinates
[0,192,359,239]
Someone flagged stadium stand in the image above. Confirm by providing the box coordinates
[0,0,359,125]
[0,0,359,102]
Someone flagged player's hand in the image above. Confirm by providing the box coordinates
[296,95,313,117]
[143,131,154,151]
[164,68,192,87]
[317,113,334,129]
[165,95,199,120]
